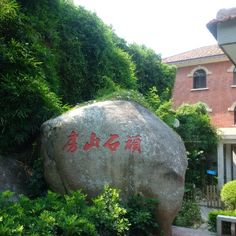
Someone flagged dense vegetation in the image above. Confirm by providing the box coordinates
[174,103,218,187]
[146,89,219,188]
[0,186,159,236]
[0,0,175,155]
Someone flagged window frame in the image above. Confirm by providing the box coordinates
[193,69,207,89]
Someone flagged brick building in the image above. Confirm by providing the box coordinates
[165,44,236,188]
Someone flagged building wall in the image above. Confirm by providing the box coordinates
[172,60,236,128]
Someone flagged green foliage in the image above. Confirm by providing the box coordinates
[174,103,219,187]
[173,200,201,227]
[125,194,159,236]
[175,103,218,153]
[126,43,176,100]
[91,186,130,235]
[208,210,236,232]
[1,0,177,155]
[55,3,136,103]
[146,87,161,111]
[144,87,175,126]
[27,157,47,198]
[0,186,159,235]
[0,0,18,21]
[0,0,138,154]
[0,187,125,235]
[155,100,176,127]
[0,0,65,153]
[221,180,236,209]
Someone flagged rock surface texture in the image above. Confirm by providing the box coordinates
[0,155,28,195]
[41,100,187,236]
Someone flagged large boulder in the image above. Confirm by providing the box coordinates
[41,100,187,236]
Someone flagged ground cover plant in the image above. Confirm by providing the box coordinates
[173,199,201,227]
[0,186,159,236]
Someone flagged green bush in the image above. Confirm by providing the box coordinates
[125,194,159,236]
[173,200,201,227]
[0,186,159,235]
[221,180,236,209]
[0,0,65,153]
[91,186,129,235]
[175,103,219,187]
[208,210,236,232]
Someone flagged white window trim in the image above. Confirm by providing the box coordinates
[228,101,236,111]
[227,65,234,73]
[191,88,209,91]
[187,65,212,77]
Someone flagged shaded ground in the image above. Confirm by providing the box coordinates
[172,226,216,236]
[172,204,217,236]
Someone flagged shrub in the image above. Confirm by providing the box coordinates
[173,200,201,227]
[27,157,48,198]
[125,194,159,236]
[175,103,219,187]
[90,186,130,235]
[208,210,236,232]
[0,186,159,235]
[221,180,236,209]
[0,0,65,153]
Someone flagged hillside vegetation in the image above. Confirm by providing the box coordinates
[0,0,175,154]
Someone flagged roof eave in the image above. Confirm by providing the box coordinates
[165,54,228,68]
[206,20,218,39]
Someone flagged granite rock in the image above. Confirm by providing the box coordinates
[41,100,187,236]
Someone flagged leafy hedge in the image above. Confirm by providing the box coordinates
[0,186,159,236]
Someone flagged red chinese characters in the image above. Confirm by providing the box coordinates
[63,131,142,154]
[83,132,100,151]
[63,130,78,153]
[125,135,142,153]
[103,134,120,152]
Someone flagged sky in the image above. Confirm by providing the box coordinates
[73,0,236,58]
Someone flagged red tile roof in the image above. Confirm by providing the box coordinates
[163,45,224,63]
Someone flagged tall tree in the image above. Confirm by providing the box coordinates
[127,43,176,101]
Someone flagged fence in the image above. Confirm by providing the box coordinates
[184,185,222,208]
[205,185,222,208]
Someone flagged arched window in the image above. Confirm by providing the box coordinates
[193,69,206,89]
